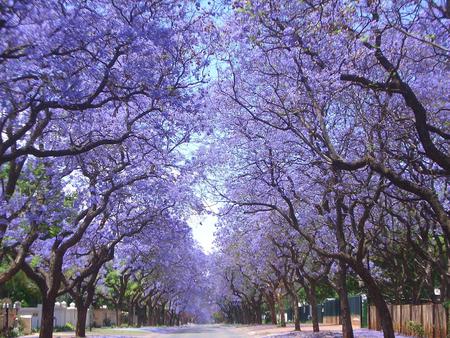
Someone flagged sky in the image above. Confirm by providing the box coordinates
[188,212,218,253]
[178,139,220,254]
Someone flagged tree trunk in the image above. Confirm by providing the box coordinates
[337,262,354,338]
[128,302,135,326]
[307,285,320,332]
[242,303,249,324]
[136,305,142,327]
[147,302,154,326]
[353,262,395,338]
[115,308,120,327]
[292,297,301,331]
[278,296,286,327]
[233,306,239,324]
[117,288,125,326]
[73,273,97,337]
[76,305,88,337]
[352,263,395,338]
[266,293,277,324]
[254,299,262,324]
[370,290,395,338]
[270,301,277,324]
[161,303,166,325]
[40,296,56,338]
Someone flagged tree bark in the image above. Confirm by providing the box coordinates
[161,303,166,325]
[253,297,263,324]
[370,292,395,338]
[76,305,88,337]
[40,296,56,338]
[136,304,146,327]
[265,292,277,324]
[115,308,120,327]
[306,284,320,332]
[116,283,125,326]
[337,263,354,338]
[292,296,301,331]
[128,302,135,326]
[269,299,277,324]
[72,270,98,336]
[278,296,286,327]
[353,262,395,338]
[147,301,154,326]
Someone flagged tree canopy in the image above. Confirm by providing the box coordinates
[0,1,448,338]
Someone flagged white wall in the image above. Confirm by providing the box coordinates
[18,302,91,329]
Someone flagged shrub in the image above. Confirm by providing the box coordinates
[0,327,23,338]
[407,321,425,338]
[103,317,112,327]
[54,322,75,332]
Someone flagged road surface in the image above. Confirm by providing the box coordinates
[23,325,404,337]
[22,325,254,338]
[113,324,252,337]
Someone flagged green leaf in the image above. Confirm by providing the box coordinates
[49,225,62,237]
[30,256,41,268]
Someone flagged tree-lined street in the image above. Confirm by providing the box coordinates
[0,0,448,337]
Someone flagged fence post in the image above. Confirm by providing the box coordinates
[409,304,412,336]
[432,303,436,338]
[421,304,424,333]
[400,303,402,333]
[1,307,3,334]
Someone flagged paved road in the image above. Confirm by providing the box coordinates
[114,324,251,338]
[24,325,253,338]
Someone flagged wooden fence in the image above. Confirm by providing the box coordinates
[93,308,118,327]
[0,309,17,333]
[369,303,447,338]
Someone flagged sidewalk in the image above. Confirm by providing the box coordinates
[236,324,343,337]
[234,324,410,338]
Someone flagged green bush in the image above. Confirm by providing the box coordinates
[407,320,425,338]
[54,322,75,332]
[0,327,23,338]
[10,327,23,338]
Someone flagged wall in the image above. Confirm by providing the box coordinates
[18,306,40,329]
[17,302,92,330]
